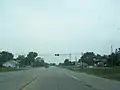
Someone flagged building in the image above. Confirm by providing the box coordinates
[3,60,20,68]
[77,62,88,68]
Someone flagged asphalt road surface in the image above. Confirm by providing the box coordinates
[0,67,120,90]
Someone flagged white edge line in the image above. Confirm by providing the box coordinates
[64,73,80,81]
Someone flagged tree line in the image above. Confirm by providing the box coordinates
[59,48,120,67]
[0,51,48,67]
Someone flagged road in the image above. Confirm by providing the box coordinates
[0,67,120,90]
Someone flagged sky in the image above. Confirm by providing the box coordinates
[0,0,120,63]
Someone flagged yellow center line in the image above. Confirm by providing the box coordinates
[18,76,40,90]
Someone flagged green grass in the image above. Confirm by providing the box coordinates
[66,67,120,81]
[0,67,23,72]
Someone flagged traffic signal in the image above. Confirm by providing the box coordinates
[55,54,59,56]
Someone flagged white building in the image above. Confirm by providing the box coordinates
[3,60,19,68]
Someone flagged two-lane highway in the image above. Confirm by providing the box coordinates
[0,67,92,90]
[26,67,91,90]
[0,67,120,90]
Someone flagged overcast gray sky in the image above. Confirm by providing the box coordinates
[0,0,120,63]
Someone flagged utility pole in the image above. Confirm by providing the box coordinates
[111,45,114,68]
[69,53,71,61]
[111,45,113,53]
[75,56,77,67]
[81,52,84,68]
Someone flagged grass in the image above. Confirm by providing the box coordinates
[0,67,24,72]
[66,66,120,81]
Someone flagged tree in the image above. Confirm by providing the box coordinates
[64,59,70,65]
[106,48,120,67]
[26,52,38,66]
[96,54,102,59]
[106,52,119,67]
[35,57,42,61]
[107,54,113,67]
[50,63,56,66]
[81,52,95,65]
[71,61,75,66]
[0,51,14,67]
[59,63,64,66]
[116,48,120,66]
[34,57,46,67]
[17,55,26,66]
[34,60,45,67]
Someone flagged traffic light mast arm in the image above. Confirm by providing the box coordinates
[55,53,70,56]
[54,53,72,61]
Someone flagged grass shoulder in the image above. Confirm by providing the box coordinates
[0,67,24,73]
[65,66,120,81]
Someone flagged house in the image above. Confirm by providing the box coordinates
[93,58,107,67]
[3,60,20,68]
[77,62,88,68]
